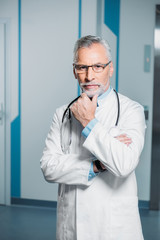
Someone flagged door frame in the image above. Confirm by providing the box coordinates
[150,5,160,210]
[0,18,11,205]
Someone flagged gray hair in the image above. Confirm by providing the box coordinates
[73,35,112,63]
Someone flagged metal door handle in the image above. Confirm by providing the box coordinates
[0,103,3,125]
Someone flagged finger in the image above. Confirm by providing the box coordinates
[92,94,98,106]
[115,135,132,145]
[122,139,132,144]
[116,134,131,140]
[125,140,132,146]
[116,134,127,139]
[118,137,132,143]
[117,137,132,142]
[81,92,90,100]
[100,162,106,170]
[70,104,75,114]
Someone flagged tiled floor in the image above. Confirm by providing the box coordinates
[0,205,159,240]
[140,208,160,240]
[0,205,56,240]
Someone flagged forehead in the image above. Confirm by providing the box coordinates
[77,43,108,64]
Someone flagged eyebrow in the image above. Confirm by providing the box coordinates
[76,62,105,65]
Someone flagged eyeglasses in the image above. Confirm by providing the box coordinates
[73,61,111,73]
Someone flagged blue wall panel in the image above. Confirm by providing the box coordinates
[104,0,120,91]
[11,0,21,198]
[11,116,21,197]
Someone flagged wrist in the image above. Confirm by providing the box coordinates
[82,117,95,128]
[93,162,99,173]
[94,160,106,173]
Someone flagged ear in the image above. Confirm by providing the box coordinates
[73,67,78,79]
[109,61,114,77]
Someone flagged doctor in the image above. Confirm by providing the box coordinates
[40,35,146,240]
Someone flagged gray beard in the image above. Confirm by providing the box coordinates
[80,82,109,98]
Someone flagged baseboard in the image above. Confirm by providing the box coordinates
[11,198,149,210]
[11,197,57,208]
[138,200,150,209]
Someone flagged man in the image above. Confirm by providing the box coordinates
[40,35,146,240]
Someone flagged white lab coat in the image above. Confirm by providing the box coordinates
[40,89,146,240]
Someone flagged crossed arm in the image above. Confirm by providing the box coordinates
[93,134,132,172]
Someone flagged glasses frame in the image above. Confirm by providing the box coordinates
[73,61,111,73]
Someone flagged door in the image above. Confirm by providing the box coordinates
[0,22,5,205]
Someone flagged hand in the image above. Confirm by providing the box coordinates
[93,161,106,173]
[115,134,132,146]
[70,93,98,127]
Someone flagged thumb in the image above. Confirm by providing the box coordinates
[92,94,98,106]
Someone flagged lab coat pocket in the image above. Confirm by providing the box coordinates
[111,196,143,240]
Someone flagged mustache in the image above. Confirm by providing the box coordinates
[80,82,103,87]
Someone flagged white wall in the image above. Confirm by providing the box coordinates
[81,0,97,37]
[21,0,79,201]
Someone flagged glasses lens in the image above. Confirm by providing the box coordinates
[75,65,87,73]
[61,111,72,153]
[93,65,104,73]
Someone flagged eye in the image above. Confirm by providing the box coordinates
[79,65,87,70]
[93,64,103,70]
[95,64,103,68]
[76,65,87,71]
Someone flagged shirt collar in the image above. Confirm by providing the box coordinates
[97,86,112,106]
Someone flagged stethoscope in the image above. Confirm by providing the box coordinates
[61,89,120,153]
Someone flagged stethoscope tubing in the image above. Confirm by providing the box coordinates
[62,96,80,123]
[113,89,120,126]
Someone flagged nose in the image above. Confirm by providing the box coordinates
[86,66,95,81]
